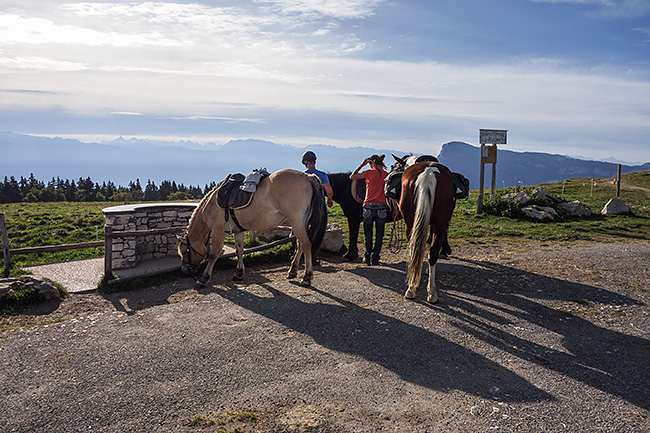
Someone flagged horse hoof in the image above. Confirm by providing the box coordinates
[300,278,311,287]
[232,274,243,281]
[195,279,207,287]
[287,271,298,279]
[404,288,416,299]
[427,294,439,304]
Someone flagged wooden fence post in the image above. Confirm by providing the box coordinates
[1,213,10,271]
[104,225,112,276]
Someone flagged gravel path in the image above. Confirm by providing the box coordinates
[1,242,649,432]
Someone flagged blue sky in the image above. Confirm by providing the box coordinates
[1,0,649,163]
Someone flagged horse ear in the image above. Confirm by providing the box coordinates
[392,154,406,167]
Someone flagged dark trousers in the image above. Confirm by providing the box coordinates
[362,203,387,264]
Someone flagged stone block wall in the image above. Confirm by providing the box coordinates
[103,203,197,270]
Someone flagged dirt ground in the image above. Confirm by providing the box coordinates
[1,240,649,432]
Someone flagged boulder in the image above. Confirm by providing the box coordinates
[321,224,343,253]
[255,224,343,252]
[256,226,293,241]
[558,201,592,217]
[531,187,548,200]
[601,198,630,215]
[0,276,61,303]
[521,205,557,221]
[502,191,531,204]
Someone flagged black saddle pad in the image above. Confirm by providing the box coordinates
[415,155,439,163]
[216,173,253,209]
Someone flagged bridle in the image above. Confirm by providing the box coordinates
[180,231,211,272]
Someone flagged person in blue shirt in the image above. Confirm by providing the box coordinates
[302,151,334,208]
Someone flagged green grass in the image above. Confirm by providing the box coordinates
[1,201,110,269]
[446,171,650,247]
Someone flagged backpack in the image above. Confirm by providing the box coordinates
[384,170,403,200]
[452,172,470,200]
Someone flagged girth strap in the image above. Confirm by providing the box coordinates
[225,207,247,233]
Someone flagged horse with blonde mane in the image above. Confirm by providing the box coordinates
[177,169,327,287]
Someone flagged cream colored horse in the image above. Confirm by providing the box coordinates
[177,169,327,286]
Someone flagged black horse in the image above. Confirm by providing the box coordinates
[328,170,452,262]
[328,172,363,261]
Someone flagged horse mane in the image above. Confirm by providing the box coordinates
[186,179,226,231]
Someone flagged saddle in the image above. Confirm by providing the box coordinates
[217,169,269,210]
[414,154,439,164]
[216,169,270,232]
[383,168,471,201]
[351,179,366,204]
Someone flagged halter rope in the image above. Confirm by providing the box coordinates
[181,231,211,268]
[387,219,407,253]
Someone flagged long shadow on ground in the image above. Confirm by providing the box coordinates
[216,276,554,405]
[349,258,650,412]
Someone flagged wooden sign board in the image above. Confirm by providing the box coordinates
[479,129,507,145]
[481,145,497,164]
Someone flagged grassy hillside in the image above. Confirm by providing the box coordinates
[1,172,649,275]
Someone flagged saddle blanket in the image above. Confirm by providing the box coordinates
[217,168,269,210]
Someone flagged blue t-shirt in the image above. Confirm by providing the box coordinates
[305,168,330,186]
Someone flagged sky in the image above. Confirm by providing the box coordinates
[1,0,649,164]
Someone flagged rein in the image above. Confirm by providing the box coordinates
[182,231,211,269]
[387,219,407,253]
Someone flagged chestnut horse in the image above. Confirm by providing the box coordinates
[177,169,327,287]
[398,161,455,303]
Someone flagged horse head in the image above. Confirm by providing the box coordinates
[391,154,408,171]
[391,154,438,172]
[176,232,208,276]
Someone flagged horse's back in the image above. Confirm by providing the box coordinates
[263,169,318,209]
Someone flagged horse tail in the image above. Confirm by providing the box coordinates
[407,167,437,289]
[306,174,328,256]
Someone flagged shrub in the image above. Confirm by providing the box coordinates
[483,197,522,218]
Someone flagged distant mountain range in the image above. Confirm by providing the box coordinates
[1,132,648,189]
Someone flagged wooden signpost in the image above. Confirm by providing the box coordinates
[477,129,507,214]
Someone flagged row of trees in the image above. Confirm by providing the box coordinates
[0,174,216,204]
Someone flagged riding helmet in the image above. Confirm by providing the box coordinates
[302,151,317,164]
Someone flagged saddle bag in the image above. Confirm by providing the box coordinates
[452,172,470,200]
[385,170,403,200]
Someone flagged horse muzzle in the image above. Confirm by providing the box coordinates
[181,264,200,277]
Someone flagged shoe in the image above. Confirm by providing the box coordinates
[371,260,379,266]
[364,256,372,266]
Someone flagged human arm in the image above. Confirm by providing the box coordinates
[324,183,334,208]
[349,158,369,180]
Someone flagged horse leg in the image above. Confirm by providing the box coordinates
[198,232,226,286]
[232,231,245,280]
[426,230,445,303]
[291,229,313,286]
[343,219,360,261]
[288,241,301,279]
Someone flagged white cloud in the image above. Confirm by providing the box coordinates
[0,13,183,47]
[0,55,88,72]
[255,0,383,19]
[529,0,650,17]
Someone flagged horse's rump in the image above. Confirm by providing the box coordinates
[400,162,455,295]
